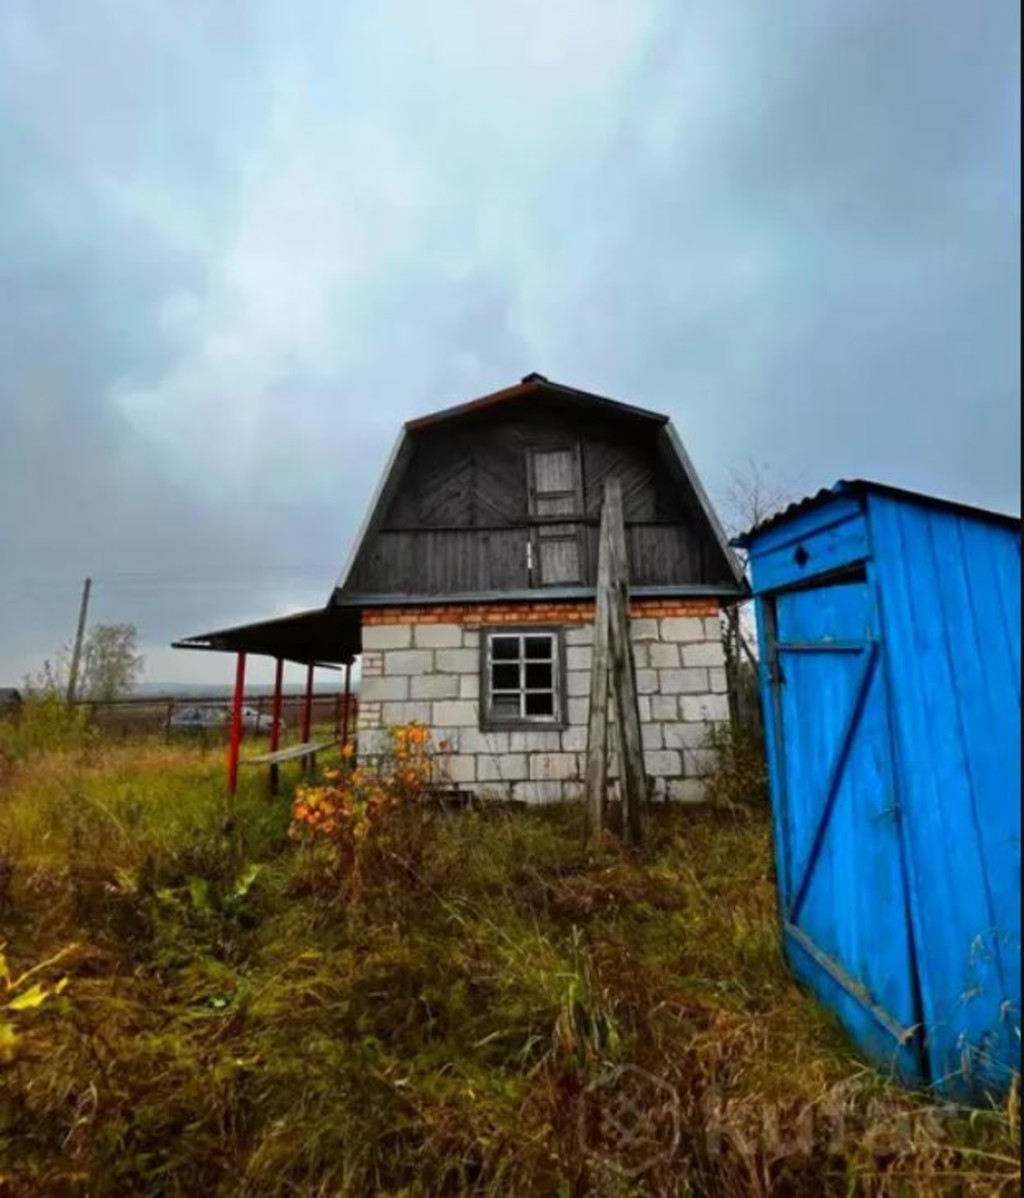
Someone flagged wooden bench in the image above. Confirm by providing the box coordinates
[243,739,339,768]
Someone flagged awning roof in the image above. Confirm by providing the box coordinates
[172,604,360,666]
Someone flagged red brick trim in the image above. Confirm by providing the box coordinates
[362,598,721,626]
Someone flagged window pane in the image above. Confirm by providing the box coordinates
[525,691,555,716]
[491,693,520,718]
[491,636,520,660]
[491,663,520,690]
[525,662,553,690]
[524,635,553,659]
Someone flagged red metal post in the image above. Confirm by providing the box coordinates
[341,660,353,747]
[227,652,247,796]
[269,657,284,795]
[301,663,315,776]
[302,663,314,744]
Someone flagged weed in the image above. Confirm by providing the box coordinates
[0,732,1017,1195]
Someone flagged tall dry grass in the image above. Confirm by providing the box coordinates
[0,721,1018,1195]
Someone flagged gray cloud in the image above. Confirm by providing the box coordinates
[0,0,1018,684]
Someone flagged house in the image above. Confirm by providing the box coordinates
[175,375,745,800]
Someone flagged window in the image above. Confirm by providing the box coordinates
[483,629,563,726]
[527,446,585,585]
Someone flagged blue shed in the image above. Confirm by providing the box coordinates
[737,480,1020,1096]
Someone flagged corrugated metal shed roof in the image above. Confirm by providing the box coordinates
[733,479,1020,546]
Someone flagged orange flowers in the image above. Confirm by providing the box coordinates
[290,722,443,861]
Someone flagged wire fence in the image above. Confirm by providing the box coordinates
[68,693,358,742]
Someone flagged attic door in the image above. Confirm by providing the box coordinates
[527,447,585,585]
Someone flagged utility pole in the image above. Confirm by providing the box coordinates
[66,577,92,704]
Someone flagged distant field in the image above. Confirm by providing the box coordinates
[0,723,1017,1195]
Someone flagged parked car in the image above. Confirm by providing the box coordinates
[169,705,230,733]
[239,706,285,735]
[169,704,284,736]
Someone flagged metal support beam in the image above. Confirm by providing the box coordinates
[227,652,247,796]
[301,663,314,774]
[269,657,284,795]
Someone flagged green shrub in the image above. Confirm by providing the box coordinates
[703,720,772,809]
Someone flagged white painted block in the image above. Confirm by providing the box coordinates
[644,749,682,777]
[477,753,529,781]
[659,617,704,644]
[432,700,479,727]
[383,649,434,676]
[641,723,663,750]
[382,700,431,725]
[561,725,588,751]
[434,648,478,674]
[684,748,718,778]
[651,695,678,721]
[445,754,476,783]
[636,670,658,694]
[529,752,581,780]
[458,728,509,754]
[514,780,566,804]
[566,671,590,696]
[360,675,409,703]
[681,694,731,723]
[663,722,708,751]
[362,624,413,650]
[567,645,592,672]
[565,624,595,646]
[509,729,563,752]
[629,618,659,641]
[659,668,709,695]
[682,641,726,669]
[413,623,464,648]
[410,674,459,700]
[648,642,680,669]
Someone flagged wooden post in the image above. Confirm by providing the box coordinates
[341,660,353,747]
[269,657,284,795]
[584,494,614,846]
[584,478,646,849]
[66,577,92,704]
[604,480,645,848]
[227,652,247,796]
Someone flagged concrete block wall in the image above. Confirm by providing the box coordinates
[357,600,729,804]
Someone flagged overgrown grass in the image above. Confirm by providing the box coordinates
[0,732,1018,1195]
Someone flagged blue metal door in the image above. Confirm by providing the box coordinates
[766,571,925,1081]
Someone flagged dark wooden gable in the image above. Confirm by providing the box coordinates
[336,387,742,602]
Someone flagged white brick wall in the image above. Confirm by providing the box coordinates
[357,613,727,804]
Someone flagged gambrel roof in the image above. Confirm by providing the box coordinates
[334,374,745,603]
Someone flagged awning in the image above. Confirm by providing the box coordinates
[172,604,360,666]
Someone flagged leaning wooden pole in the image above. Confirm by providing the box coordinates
[584,494,614,846]
[603,479,646,848]
[584,478,646,849]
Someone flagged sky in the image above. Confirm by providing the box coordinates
[0,0,1019,689]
